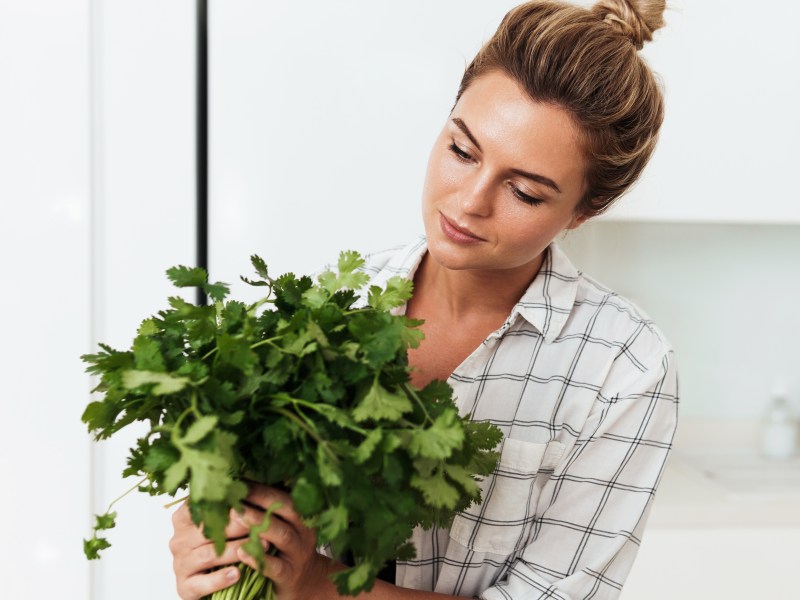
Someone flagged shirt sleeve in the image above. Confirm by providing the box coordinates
[479,349,679,600]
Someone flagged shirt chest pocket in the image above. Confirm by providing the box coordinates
[448,438,565,555]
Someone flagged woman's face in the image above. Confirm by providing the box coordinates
[421,70,588,276]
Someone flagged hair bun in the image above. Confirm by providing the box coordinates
[592,0,666,50]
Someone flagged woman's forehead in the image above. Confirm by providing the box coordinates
[451,71,586,193]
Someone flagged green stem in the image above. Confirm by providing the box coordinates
[105,476,147,514]
[249,336,281,351]
[267,406,340,465]
[255,338,292,354]
[246,295,275,314]
[268,406,322,445]
[287,396,368,435]
[162,494,189,509]
[403,382,434,425]
[209,563,270,600]
[342,307,374,316]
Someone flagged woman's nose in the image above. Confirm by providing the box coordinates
[458,171,494,217]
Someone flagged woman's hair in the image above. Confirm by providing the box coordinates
[455,0,666,217]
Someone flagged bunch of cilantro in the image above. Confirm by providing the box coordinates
[82,251,502,599]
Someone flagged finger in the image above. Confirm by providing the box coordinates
[237,545,289,585]
[223,507,254,539]
[246,483,292,511]
[245,485,304,529]
[179,565,241,600]
[170,504,214,553]
[171,502,196,530]
[234,510,302,559]
[175,539,248,580]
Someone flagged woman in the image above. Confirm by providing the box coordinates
[170,0,678,598]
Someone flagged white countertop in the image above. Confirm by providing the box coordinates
[646,417,800,527]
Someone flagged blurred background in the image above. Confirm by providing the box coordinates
[1,0,798,598]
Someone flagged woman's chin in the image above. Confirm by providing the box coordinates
[425,237,488,272]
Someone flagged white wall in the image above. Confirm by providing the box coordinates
[91,1,196,599]
[559,221,800,419]
[0,1,91,597]
[1,1,194,599]
[610,0,800,223]
[208,0,522,304]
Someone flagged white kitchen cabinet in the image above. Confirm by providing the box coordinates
[621,419,800,599]
[604,0,800,224]
[622,528,800,599]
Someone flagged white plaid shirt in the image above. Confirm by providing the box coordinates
[360,236,679,599]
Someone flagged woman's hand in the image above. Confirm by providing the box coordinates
[169,502,249,600]
[234,484,342,600]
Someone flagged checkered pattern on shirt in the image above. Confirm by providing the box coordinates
[360,236,679,600]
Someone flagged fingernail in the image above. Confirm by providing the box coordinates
[226,567,239,582]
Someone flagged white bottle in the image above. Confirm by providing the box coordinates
[761,384,798,460]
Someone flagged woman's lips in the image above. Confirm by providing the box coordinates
[439,213,485,244]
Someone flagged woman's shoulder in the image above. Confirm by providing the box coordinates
[543,244,673,367]
[571,268,674,369]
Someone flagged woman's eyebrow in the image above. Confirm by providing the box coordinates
[451,117,562,194]
[510,168,561,194]
[452,118,482,151]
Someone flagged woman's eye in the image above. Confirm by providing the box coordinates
[448,141,473,162]
[510,185,544,206]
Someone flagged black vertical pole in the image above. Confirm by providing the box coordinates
[196,0,209,306]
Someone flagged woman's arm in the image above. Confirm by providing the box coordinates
[477,350,679,600]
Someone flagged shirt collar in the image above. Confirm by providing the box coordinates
[374,236,579,343]
[510,242,580,343]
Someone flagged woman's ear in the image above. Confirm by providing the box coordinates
[566,210,589,230]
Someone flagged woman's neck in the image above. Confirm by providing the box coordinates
[411,250,546,321]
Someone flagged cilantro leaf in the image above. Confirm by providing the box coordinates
[317,445,343,487]
[316,504,349,542]
[83,511,117,560]
[165,265,229,301]
[203,281,230,302]
[95,511,117,531]
[291,476,325,516]
[410,467,461,509]
[367,276,414,311]
[121,370,190,395]
[166,265,208,288]
[352,380,413,422]
[409,409,465,459]
[317,251,370,294]
[249,254,272,281]
[182,416,218,445]
[137,319,159,336]
[354,429,383,464]
[83,535,111,560]
[132,336,165,372]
